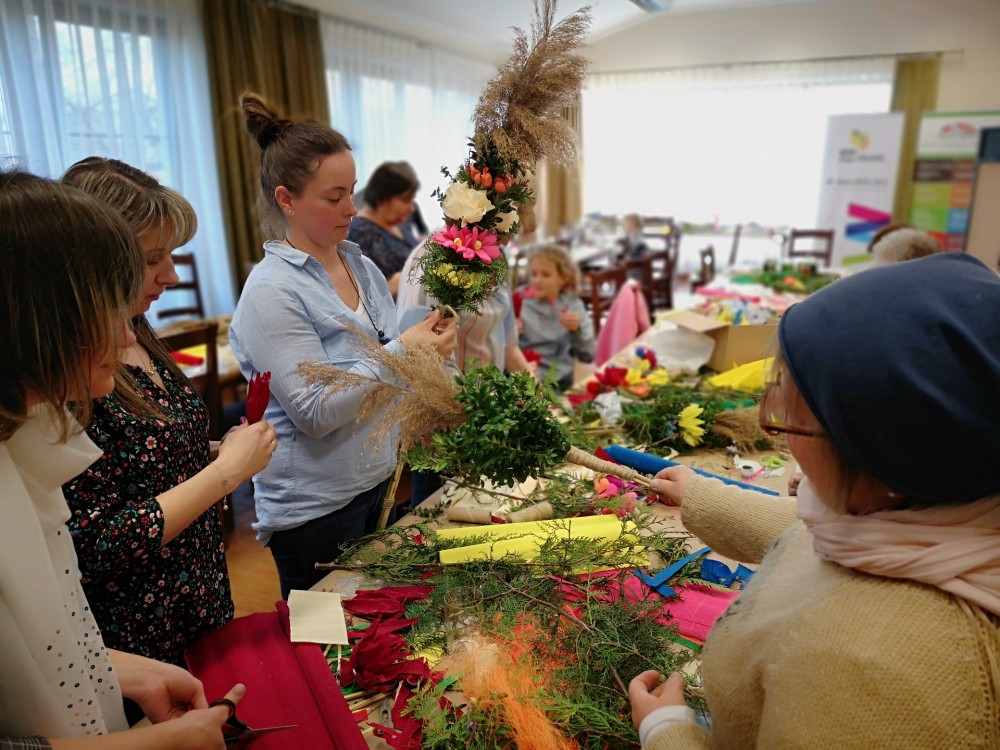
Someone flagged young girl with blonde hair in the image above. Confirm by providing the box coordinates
[517,244,594,391]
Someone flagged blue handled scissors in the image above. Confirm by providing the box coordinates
[210,698,298,745]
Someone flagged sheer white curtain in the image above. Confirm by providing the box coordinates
[582,57,894,228]
[321,17,494,227]
[0,0,233,321]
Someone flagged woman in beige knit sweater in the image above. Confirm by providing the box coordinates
[629,252,1000,749]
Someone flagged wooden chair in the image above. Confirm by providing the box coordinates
[158,253,206,320]
[646,247,678,312]
[582,265,627,336]
[728,224,743,267]
[691,245,716,292]
[786,229,835,267]
[623,254,654,311]
[159,321,222,439]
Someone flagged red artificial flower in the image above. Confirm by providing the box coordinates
[339,618,430,694]
[246,371,271,424]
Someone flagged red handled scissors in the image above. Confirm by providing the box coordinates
[210,698,298,745]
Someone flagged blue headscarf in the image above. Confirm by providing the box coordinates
[779,253,1000,504]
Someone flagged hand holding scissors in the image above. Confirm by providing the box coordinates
[210,695,298,745]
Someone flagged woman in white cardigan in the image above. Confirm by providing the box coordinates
[0,171,241,749]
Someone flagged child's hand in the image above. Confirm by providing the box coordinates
[558,308,580,332]
[516,317,524,334]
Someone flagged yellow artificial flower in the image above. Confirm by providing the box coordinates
[625,368,646,386]
[645,369,671,387]
[635,358,651,373]
[677,403,706,447]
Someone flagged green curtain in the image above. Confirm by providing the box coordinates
[202,0,330,290]
[891,55,941,224]
[539,97,583,234]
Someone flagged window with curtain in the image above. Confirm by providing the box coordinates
[320,17,494,228]
[582,57,894,229]
[0,0,233,321]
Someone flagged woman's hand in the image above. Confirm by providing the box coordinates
[558,309,580,332]
[649,465,697,507]
[169,683,246,750]
[110,649,208,722]
[214,420,277,485]
[400,309,457,357]
[629,671,687,731]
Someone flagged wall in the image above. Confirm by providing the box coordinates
[586,0,1000,112]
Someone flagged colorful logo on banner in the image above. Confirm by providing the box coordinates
[816,113,904,263]
[845,203,891,244]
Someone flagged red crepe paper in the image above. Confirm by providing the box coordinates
[342,585,434,619]
[370,676,452,750]
[185,601,367,750]
[554,571,739,642]
[522,347,543,365]
[338,617,431,693]
[246,370,271,424]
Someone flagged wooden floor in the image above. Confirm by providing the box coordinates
[224,480,282,617]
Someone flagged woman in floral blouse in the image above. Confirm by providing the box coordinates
[60,158,276,666]
[348,161,421,297]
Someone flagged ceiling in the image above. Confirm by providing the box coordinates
[295,0,831,63]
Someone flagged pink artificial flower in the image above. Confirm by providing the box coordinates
[594,477,619,499]
[433,225,465,252]
[463,226,500,263]
[432,225,501,264]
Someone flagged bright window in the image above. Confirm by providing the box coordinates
[582,58,894,229]
[0,0,233,320]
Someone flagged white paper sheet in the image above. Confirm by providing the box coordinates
[288,589,349,645]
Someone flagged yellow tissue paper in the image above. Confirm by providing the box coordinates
[707,357,773,392]
[438,516,643,568]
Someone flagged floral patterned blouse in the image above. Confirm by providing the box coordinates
[63,355,233,666]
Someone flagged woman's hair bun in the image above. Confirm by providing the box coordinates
[241,92,292,150]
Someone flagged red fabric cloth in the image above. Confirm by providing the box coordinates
[185,601,367,750]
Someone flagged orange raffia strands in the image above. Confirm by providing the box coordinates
[459,636,577,750]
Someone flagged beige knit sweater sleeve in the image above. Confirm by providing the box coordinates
[678,477,798,564]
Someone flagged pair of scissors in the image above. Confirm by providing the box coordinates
[210,698,298,745]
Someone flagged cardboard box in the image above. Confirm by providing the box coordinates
[668,310,778,373]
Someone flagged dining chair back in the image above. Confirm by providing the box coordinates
[158,253,206,320]
[582,264,627,335]
[728,224,743,267]
[786,228,835,267]
[159,321,221,439]
[691,245,717,292]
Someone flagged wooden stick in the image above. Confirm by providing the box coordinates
[376,446,406,530]
[346,692,389,712]
[564,446,654,488]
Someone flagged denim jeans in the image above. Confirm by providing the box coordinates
[267,480,388,599]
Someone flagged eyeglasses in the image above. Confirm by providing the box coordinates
[758,381,826,438]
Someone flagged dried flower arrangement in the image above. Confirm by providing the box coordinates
[413,0,591,313]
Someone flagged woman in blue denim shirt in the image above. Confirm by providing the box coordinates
[230,95,456,598]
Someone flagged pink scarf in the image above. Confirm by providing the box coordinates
[796,477,1000,616]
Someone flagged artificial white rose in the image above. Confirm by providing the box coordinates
[442,182,494,224]
[495,208,519,233]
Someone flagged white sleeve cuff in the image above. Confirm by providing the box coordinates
[639,705,697,747]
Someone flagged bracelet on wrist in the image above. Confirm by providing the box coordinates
[209,462,231,493]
